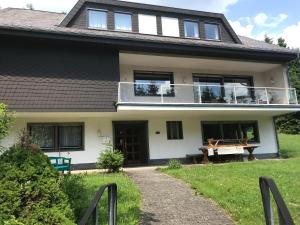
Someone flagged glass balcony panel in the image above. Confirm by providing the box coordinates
[118,82,298,106]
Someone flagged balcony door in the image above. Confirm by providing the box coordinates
[193,75,253,104]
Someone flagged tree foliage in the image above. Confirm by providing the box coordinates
[0,132,75,225]
[0,103,15,141]
[264,35,273,44]
[277,37,287,48]
[264,36,300,134]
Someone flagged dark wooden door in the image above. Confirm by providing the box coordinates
[114,122,148,165]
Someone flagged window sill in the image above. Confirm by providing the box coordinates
[42,149,85,153]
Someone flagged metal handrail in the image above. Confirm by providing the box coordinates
[119,82,297,91]
[79,183,117,225]
[259,177,294,225]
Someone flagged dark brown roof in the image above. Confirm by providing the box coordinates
[0,7,296,55]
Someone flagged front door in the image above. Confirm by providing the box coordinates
[114,122,148,166]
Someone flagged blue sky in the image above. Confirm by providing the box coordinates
[1,0,299,48]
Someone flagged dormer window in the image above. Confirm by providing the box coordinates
[114,12,132,32]
[184,20,199,38]
[88,9,107,29]
[161,17,179,37]
[205,23,220,40]
[138,14,157,35]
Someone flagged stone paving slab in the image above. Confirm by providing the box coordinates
[127,168,234,225]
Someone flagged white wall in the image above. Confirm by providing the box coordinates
[147,115,278,159]
[1,117,113,164]
[1,114,278,164]
[119,64,289,104]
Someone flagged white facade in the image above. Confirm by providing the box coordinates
[1,53,298,166]
[1,112,279,165]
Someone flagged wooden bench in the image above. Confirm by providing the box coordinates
[48,157,71,174]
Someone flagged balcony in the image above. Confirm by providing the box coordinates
[118,82,298,106]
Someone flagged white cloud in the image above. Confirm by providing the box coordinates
[126,0,239,13]
[229,20,254,36]
[277,21,300,48]
[0,0,239,13]
[0,0,77,13]
[254,12,288,28]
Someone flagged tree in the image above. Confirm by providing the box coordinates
[25,3,34,10]
[277,37,287,48]
[264,35,273,44]
[0,103,15,141]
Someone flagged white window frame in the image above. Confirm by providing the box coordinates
[87,8,108,30]
[138,14,157,35]
[161,17,180,37]
[114,12,132,32]
[204,23,221,41]
[184,20,199,39]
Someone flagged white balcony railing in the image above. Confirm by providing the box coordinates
[118,82,298,105]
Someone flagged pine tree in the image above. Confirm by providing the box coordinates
[264,35,273,44]
[277,37,287,48]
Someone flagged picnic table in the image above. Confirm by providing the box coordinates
[199,139,259,164]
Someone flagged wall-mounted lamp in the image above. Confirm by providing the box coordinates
[97,129,102,137]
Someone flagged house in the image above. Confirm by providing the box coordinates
[0,0,299,169]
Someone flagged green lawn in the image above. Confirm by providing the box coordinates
[163,159,300,225]
[278,133,300,158]
[79,173,141,225]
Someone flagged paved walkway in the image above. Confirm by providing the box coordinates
[127,168,234,225]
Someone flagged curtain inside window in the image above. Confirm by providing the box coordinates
[59,125,82,149]
[30,125,55,150]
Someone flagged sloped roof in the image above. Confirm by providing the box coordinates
[0,7,297,55]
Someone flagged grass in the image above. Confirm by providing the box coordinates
[163,159,300,225]
[78,173,141,225]
[278,133,300,158]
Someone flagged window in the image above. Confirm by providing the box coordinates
[114,12,132,31]
[205,23,220,40]
[134,71,174,96]
[161,17,180,37]
[138,14,157,35]
[88,9,107,29]
[201,121,259,144]
[167,121,183,140]
[28,123,84,152]
[193,75,253,103]
[184,21,199,38]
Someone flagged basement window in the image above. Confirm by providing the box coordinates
[28,123,84,152]
[167,121,183,140]
[88,9,107,29]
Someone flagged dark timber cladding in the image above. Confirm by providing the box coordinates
[66,0,239,44]
[0,41,120,112]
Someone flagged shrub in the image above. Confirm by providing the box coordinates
[61,174,89,222]
[0,132,75,225]
[97,144,124,173]
[0,103,15,153]
[167,159,182,169]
